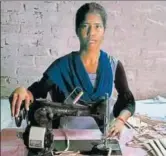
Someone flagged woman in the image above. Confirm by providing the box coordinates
[9,2,135,138]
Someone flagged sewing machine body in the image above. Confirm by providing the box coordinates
[1,96,145,156]
[10,97,123,156]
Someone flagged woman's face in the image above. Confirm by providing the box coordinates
[77,12,105,50]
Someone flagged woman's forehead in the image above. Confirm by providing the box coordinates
[83,13,103,23]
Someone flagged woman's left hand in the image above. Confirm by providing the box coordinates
[107,119,125,139]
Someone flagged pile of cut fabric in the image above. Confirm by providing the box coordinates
[126,113,166,156]
[125,96,166,156]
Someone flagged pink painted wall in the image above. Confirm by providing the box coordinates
[1,1,166,100]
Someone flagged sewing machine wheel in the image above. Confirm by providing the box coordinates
[34,107,53,127]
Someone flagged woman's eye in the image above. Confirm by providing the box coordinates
[96,25,101,29]
[81,24,88,29]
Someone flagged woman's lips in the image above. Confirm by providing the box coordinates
[88,39,97,43]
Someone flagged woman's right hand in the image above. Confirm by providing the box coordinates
[9,87,33,117]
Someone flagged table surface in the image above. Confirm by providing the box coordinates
[1,127,147,156]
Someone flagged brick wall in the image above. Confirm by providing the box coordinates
[1,1,166,100]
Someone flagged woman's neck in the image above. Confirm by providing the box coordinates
[80,48,100,64]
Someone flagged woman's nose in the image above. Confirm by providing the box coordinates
[88,26,96,36]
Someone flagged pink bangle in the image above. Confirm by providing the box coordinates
[117,117,125,124]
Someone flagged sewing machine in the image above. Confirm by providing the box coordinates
[14,91,123,156]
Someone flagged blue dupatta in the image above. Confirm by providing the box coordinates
[44,50,113,104]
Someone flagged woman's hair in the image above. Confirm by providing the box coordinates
[75,2,107,35]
